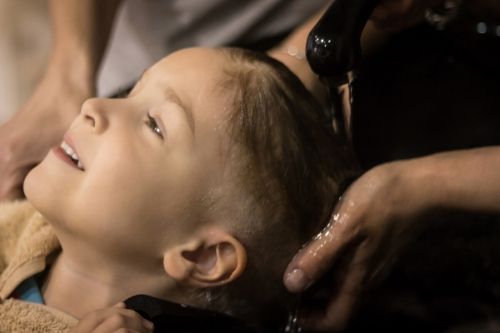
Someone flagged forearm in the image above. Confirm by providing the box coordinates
[268,6,391,105]
[267,9,326,103]
[403,146,500,214]
[48,0,123,93]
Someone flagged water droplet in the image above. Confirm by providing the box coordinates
[284,301,303,333]
[477,22,488,34]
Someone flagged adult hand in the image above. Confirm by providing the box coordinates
[71,303,154,333]
[0,0,122,201]
[284,161,430,332]
[0,67,91,201]
[371,0,443,32]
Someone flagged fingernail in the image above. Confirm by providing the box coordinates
[285,268,311,293]
[143,319,154,330]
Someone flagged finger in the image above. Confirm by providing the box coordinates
[0,184,24,202]
[284,205,363,293]
[73,310,110,333]
[94,309,153,333]
[0,166,32,201]
[301,243,370,332]
[74,307,151,333]
[0,174,21,201]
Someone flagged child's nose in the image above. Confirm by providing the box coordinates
[80,98,109,133]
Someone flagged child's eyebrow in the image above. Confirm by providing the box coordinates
[136,69,194,133]
[163,86,194,134]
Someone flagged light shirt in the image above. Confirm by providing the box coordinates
[97,0,329,96]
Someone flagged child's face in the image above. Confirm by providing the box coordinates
[25,48,235,256]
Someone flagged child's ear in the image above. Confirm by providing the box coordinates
[163,228,247,288]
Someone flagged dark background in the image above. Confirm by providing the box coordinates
[343,16,500,332]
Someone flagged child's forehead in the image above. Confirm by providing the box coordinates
[153,47,229,73]
[138,48,240,137]
[133,49,234,97]
[143,49,236,94]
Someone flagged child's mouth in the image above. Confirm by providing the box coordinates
[55,141,85,171]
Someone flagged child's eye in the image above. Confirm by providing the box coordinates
[146,113,163,139]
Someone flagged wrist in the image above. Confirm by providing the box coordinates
[31,57,95,123]
[390,157,445,217]
[268,48,328,106]
[46,50,96,98]
[370,159,438,221]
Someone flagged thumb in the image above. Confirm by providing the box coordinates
[113,302,126,308]
[284,209,357,293]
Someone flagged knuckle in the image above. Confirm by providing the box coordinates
[119,308,141,321]
[129,310,144,321]
[108,313,127,327]
[123,308,138,316]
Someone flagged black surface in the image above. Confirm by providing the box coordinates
[125,294,267,333]
[352,23,500,168]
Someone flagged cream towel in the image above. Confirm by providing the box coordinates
[0,201,77,332]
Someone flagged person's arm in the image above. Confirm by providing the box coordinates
[48,0,123,96]
[0,0,122,201]
[284,146,500,331]
[267,0,451,106]
[409,147,500,213]
[267,9,328,105]
[267,4,394,106]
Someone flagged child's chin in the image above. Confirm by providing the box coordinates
[23,167,38,201]
[23,168,61,226]
[23,165,51,208]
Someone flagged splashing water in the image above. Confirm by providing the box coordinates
[326,71,355,146]
[284,302,303,333]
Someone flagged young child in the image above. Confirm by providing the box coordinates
[0,47,356,332]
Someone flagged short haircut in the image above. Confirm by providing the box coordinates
[193,48,359,329]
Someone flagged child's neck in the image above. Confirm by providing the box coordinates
[42,251,179,319]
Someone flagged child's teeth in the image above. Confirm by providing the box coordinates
[61,142,74,156]
[60,141,82,169]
